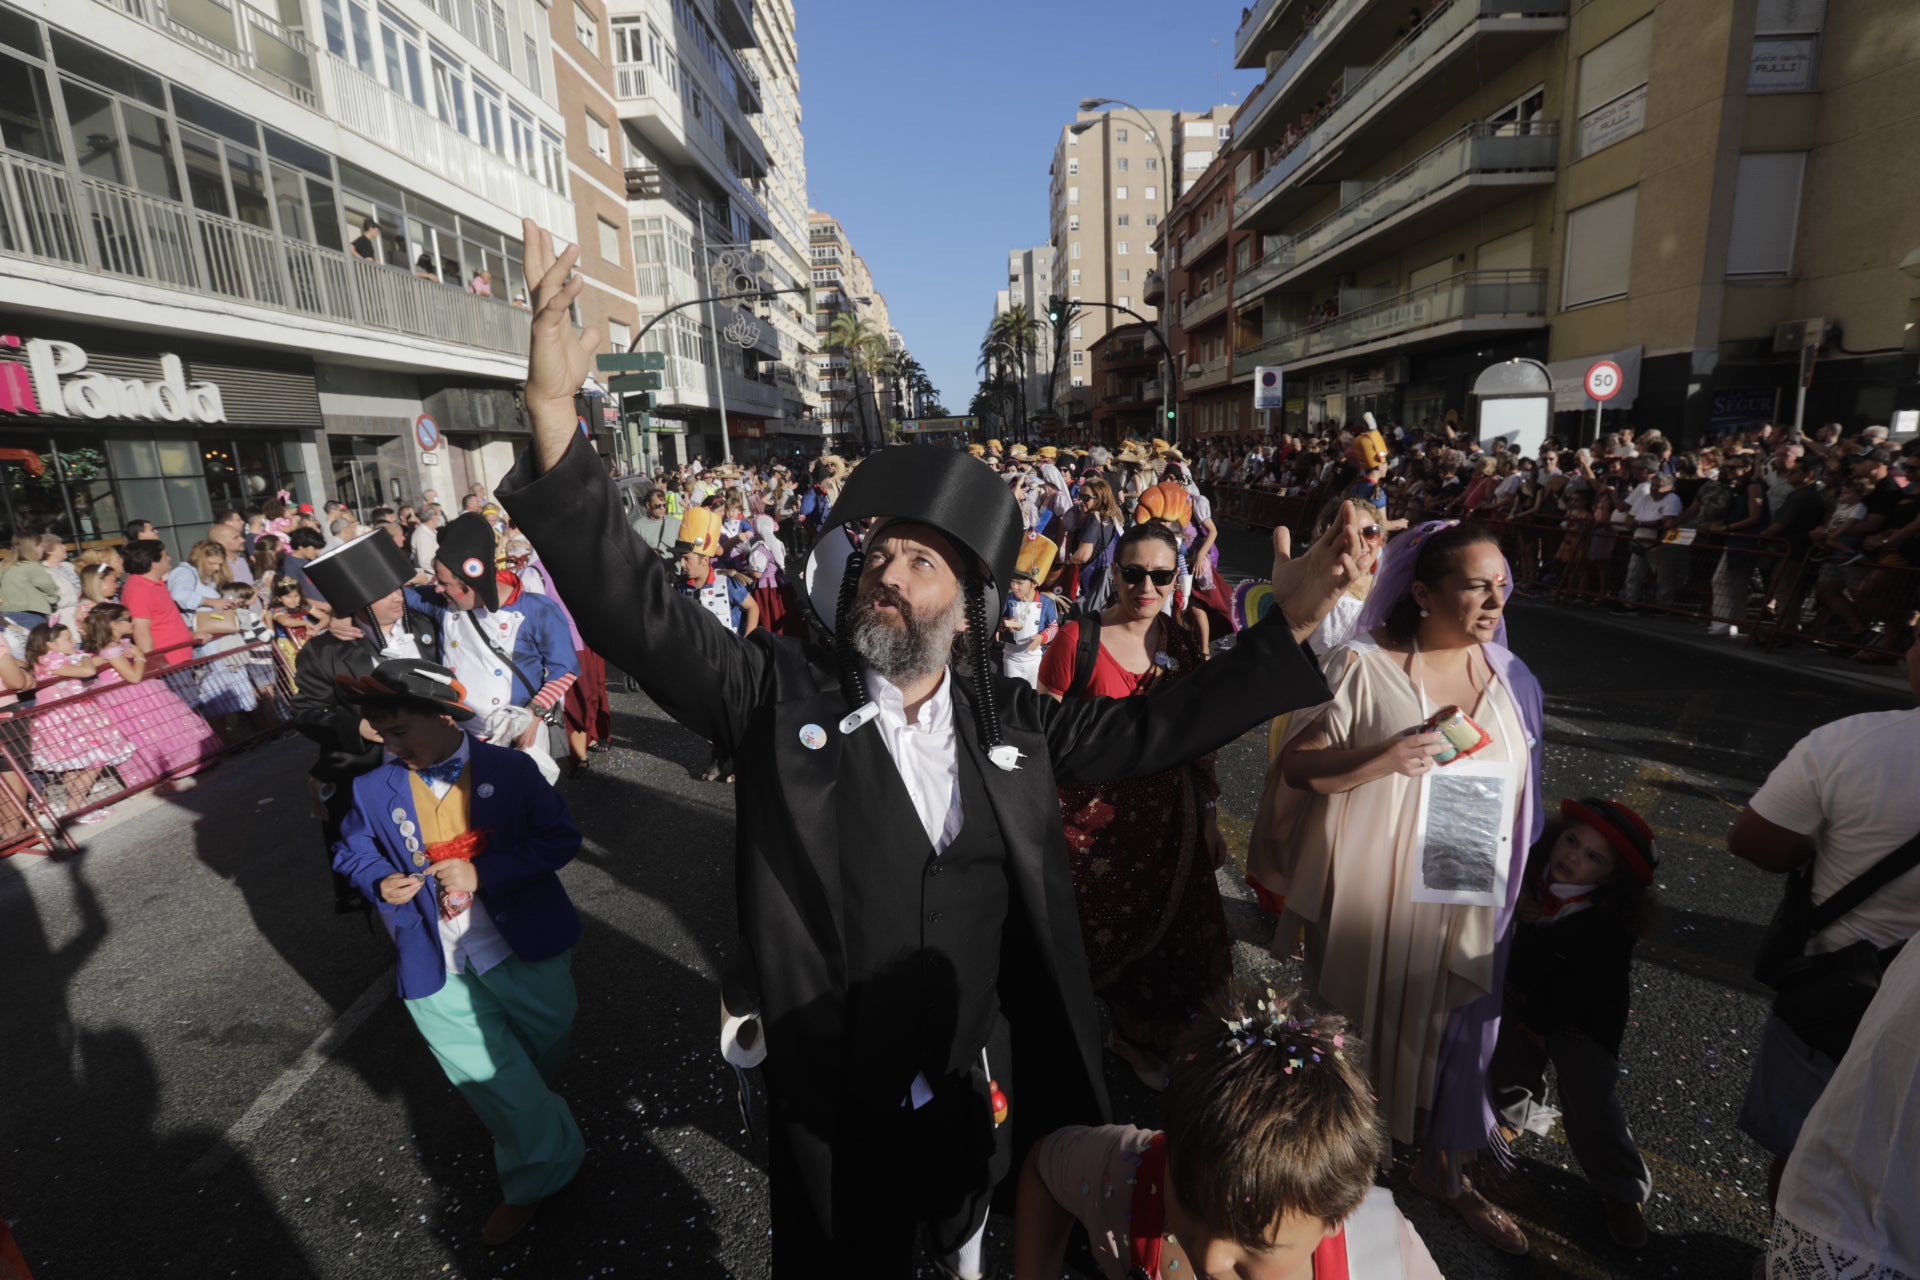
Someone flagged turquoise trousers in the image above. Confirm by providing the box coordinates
[405,950,585,1204]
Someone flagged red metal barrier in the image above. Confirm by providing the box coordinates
[0,637,296,851]
[1763,550,1920,660]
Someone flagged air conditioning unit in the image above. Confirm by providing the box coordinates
[1773,318,1831,353]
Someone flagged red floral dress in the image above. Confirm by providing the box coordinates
[1038,618,1229,1046]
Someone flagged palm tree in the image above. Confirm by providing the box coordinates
[989,305,1042,442]
[825,311,881,449]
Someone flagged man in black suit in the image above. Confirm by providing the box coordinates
[291,584,440,912]
[499,220,1371,1276]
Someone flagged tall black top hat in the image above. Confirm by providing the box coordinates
[802,447,1022,636]
[304,529,414,618]
[435,513,500,612]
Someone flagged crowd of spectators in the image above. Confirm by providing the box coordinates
[1188,418,1920,663]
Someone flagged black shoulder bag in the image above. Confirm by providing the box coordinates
[1066,612,1103,701]
[1752,828,1920,1061]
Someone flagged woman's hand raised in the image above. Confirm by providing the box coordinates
[521,217,603,474]
[1269,503,1375,644]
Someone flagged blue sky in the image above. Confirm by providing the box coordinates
[795,0,1259,416]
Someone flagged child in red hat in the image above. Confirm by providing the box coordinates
[1493,796,1661,1248]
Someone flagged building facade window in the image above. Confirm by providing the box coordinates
[573,2,597,52]
[585,110,610,160]
[1067,185,1079,204]
[1071,350,1084,366]
[1143,185,1156,201]
[1115,127,1128,142]
[525,34,541,96]
[1726,152,1806,275]
[598,215,621,262]
[1115,185,1128,200]
[1067,158,1079,175]
[1069,268,1081,284]
[1116,157,1128,172]
[1751,0,1824,92]
[1067,214,1079,231]
[1562,187,1638,308]
[608,319,631,351]
[1116,242,1128,255]
[1576,17,1651,158]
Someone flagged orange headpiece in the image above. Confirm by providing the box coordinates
[1134,480,1195,528]
[675,506,725,557]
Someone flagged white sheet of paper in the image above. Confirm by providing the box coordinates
[1411,759,1516,908]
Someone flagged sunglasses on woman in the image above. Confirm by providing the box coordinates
[1117,565,1176,587]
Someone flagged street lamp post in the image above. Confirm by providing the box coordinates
[1074,97,1179,444]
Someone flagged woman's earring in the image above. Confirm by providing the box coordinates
[1419,609,1430,618]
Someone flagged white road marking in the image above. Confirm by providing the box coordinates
[185,968,393,1179]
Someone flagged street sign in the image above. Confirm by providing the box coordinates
[1584,360,1624,403]
[607,371,665,392]
[594,351,668,372]
[414,413,440,451]
[1254,366,1284,410]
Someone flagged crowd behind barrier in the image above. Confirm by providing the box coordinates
[0,637,295,857]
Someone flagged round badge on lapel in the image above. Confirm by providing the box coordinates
[478,783,495,798]
[412,853,427,867]
[798,723,828,751]
[390,807,407,823]
[405,837,420,852]
[399,821,417,837]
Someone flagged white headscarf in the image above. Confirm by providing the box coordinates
[752,514,788,571]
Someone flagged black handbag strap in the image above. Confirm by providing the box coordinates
[1807,826,1920,935]
[464,609,547,709]
[1067,611,1103,701]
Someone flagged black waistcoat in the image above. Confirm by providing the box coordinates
[836,713,1008,1100]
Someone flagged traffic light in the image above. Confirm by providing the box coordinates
[1046,296,1065,326]
[1166,408,1176,421]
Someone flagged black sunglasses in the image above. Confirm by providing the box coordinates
[1117,565,1176,587]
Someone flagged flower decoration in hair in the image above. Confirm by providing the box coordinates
[1219,987,1348,1075]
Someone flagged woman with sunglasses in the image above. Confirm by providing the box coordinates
[1037,523,1231,1090]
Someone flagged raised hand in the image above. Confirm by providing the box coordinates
[1269,502,1374,644]
[521,217,603,472]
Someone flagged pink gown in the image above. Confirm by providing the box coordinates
[87,641,222,786]
[29,652,136,774]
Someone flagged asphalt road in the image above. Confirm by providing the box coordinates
[1,527,1907,1280]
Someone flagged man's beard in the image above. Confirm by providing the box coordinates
[846,582,966,682]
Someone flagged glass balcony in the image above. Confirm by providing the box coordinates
[1179,289,1232,329]
[1233,0,1372,147]
[317,54,573,232]
[1230,269,1545,376]
[1234,0,1295,66]
[1178,214,1230,266]
[0,150,530,358]
[1243,121,1558,300]
[1185,354,1233,390]
[1236,0,1569,227]
[93,0,318,108]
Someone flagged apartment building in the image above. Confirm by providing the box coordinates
[993,245,1054,423]
[1228,0,1919,442]
[808,210,896,449]
[0,0,571,547]
[1164,150,1260,440]
[741,0,820,440]
[1045,104,1235,430]
[606,0,787,464]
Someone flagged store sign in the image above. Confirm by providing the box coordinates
[1749,38,1817,93]
[1578,84,1647,158]
[0,335,226,424]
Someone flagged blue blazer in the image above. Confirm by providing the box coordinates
[332,740,583,1000]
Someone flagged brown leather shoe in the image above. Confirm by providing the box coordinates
[1605,1197,1649,1249]
[481,1201,538,1246]
[1410,1170,1529,1256]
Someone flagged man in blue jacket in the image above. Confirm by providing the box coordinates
[332,658,585,1246]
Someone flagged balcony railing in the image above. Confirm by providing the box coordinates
[94,0,318,108]
[1186,354,1233,390]
[1234,0,1293,65]
[1178,215,1229,266]
[1234,0,1371,144]
[615,63,766,233]
[1230,269,1546,375]
[316,55,571,231]
[1179,289,1231,329]
[1262,122,1559,280]
[0,151,530,358]
[1237,0,1569,222]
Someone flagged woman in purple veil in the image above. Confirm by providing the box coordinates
[1246,518,1545,1254]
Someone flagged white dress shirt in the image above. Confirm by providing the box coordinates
[410,734,512,976]
[865,667,964,856]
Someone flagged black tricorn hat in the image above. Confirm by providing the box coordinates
[336,658,477,722]
[304,529,414,618]
[802,447,1022,635]
[435,513,500,611]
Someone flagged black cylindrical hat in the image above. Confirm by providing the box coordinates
[802,447,1022,635]
[435,513,500,611]
[304,529,414,617]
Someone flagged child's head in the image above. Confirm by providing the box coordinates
[366,705,466,769]
[1160,993,1384,1280]
[1838,479,1866,507]
[1548,797,1657,888]
[81,602,132,654]
[221,580,255,608]
[1009,570,1037,600]
[26,623,76,666]
[273,577,306,610]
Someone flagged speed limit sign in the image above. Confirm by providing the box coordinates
[1584,359,1624,403]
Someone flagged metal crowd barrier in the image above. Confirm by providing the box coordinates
[0,637,298,856]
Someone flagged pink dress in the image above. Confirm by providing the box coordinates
[87,641,222,786]
[30,652,136,773]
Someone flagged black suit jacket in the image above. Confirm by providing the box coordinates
[498,437,1332,1244]
[290,610,441,784]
